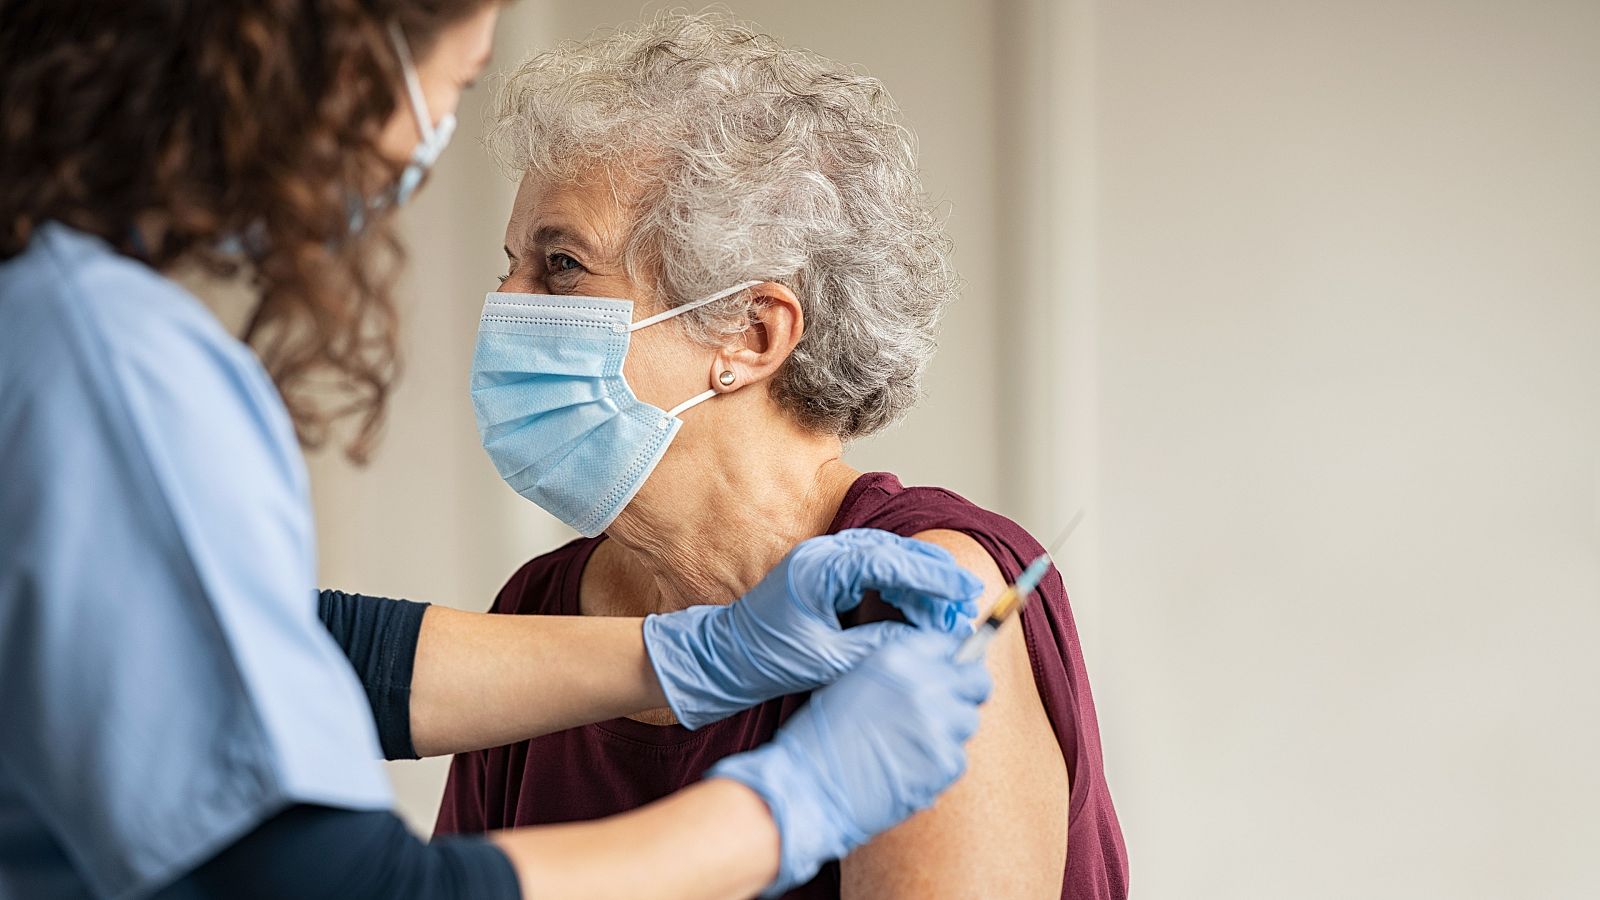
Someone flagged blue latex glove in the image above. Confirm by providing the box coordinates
[643,528,983,730]
[708,629,993,896]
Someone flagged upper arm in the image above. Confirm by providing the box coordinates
[318,590,431,761]
[840,530,1070,898]
[0,258,389,896]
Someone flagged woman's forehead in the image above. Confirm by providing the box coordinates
[506,169,632,254]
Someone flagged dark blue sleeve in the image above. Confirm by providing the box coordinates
[317,589,430,761]
[156,805,521,900]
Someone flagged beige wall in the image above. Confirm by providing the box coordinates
[1085,2,1600,895]
[309,1,1600,895]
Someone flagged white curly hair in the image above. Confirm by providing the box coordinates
[487,9,958,438]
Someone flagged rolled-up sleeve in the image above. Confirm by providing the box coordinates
[318,589,431,761]
[0,225,391,900]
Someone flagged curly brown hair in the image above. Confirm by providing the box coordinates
[0,0,497,461]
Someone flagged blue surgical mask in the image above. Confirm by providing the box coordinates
[470,282,762,536]
[385,21,456,209]
[225,24,449,246]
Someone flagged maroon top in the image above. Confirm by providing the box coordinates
[436,472,1128,899]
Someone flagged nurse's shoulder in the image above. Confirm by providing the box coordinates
[0,221,304,486]
[0,222,391,900]
[3,223,219,343]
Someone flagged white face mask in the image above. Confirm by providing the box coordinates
[385,21,456,208]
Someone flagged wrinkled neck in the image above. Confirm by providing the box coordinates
[603,422,858,613]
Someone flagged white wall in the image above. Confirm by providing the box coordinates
[307,1,1600,894]
[1072,1,1600,895]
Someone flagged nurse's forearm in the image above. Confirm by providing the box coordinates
[489,777,779,900]
[409,605,669,757]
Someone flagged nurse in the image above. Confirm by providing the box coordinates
[0,3,993,899]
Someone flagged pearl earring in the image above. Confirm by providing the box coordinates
[718,370,736,386]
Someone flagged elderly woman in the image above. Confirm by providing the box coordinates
[439,12,1127,899]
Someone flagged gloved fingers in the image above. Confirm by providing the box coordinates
[884,626,966,659]
[879,587,978,634]
[784,531,904,616]
[939,745,971,785]
[946,700,983,743]
[865,629,973,691]
[845,543,983,629]
[832,528,936,550]
[949,658,994,706]
[831,620,915,665]
[874,631,992,711]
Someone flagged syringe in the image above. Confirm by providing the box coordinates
[955,553,1053,662]
[954,509,1083,663]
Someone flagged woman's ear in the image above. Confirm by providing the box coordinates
[707,282,803,394]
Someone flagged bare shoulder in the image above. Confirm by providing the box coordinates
[840,528,1070,898]
[907,529,1009,616]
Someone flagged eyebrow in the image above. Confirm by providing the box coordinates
[529,225,600,259]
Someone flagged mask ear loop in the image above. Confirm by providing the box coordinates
[388,22,437,146]
[633,280,766,420]
[628,281,763,332]
[666,390,718,418]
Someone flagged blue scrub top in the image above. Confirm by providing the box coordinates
[0,224,392,899]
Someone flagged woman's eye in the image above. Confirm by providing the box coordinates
[495,272,510,287]
[547,252,583,274]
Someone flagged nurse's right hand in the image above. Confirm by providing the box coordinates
[643,528,983,730]
[706,629,992,897]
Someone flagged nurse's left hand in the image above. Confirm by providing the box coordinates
[642,528,983,730]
